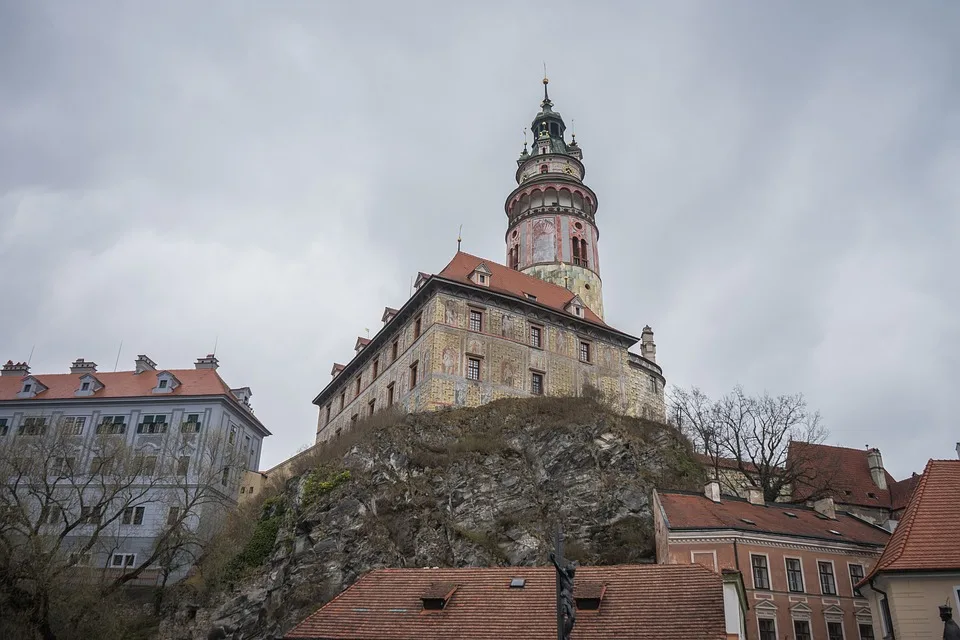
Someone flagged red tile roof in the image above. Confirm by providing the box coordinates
[0,368,237,402]
[787,441,900,508]
[657,491,890,547]
[888,473,921,511]
[436,252,611,329]
[284,564,728,640]
[866,460,960,579]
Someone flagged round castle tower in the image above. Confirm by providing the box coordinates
[504,77,604,319]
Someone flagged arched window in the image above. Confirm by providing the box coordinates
[580,239,589,268]
[571,238,581,266]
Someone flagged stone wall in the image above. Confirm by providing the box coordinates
[315,289,664,443]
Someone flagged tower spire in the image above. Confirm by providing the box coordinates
[541,64,552,109]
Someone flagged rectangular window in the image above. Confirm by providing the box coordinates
[221,467,229,486]
[530,326,542,348]
[325,404,332,425]
[579,341,591,363]
[827,621,844,640]
[61,416,86,435]
[181,414,202,433]
[134,455,158,476]
[392,340,399,361]
[410,361,418,389]
[229,425,237,444]
[794,620,811,640]
[387,383,395,407]
[751,555,770,590]
[122,506,145,525]
[53,457,75,476]
[167,506,181,526]
[355,377,362,398]
[340,391,346,411]
[89,457,104,475]
[137,414,168,434]
[758,619,776,640]
[20,417,48,436]
[81,381,90,391]
[96,416,126,434]
[849,564,865,597]
[0,418,8,436]
[372,358,379,379]
[469,310,483,332]
[467,357,481,381]
[368,398,376,415]
[858,623,875,640]
[40,504,61,525]
[158,378,168,389]
[786,558,804,593]
[351,414,358,424]
[414,315,422,339]
[177,455,190,476]
[819,561,837,595]
[531,372,544,395]
[110,553,136,569]
[80,506,102,525]
[879,596,893,636]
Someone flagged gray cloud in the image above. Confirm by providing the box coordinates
[1,1,957,477]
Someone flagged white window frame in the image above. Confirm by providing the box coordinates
[110,552,136,569]
[689,549,718,571]
[847,561,866,598]
[122,506,145,526]
[750,552,772,590]
[784,555,807,594]
[955,585,960,615]
[757,616,778,640]
[817,559,839,596]
[61,416,86,435]
[793,618,813,640]
[857,621,876,640]
[825,618,846,640]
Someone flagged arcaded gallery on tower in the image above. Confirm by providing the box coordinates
[312,80,664,443]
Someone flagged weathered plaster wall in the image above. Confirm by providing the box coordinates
[315,290,663,443]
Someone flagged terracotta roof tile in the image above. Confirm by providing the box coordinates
[0,368,268,432]
[866,459,960,578]
[888,473,921,511]
[787,442,899,508]
[436,252,613,330]
[284,564,727,640]
[658,491,890,547]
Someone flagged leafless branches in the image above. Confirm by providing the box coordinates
[670,385,828,502]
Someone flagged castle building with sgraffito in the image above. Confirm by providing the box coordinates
[312,79,665,443]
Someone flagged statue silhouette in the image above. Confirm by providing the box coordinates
[550,552,576,639]
[941,605,960,640]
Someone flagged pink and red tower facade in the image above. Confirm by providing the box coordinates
[504,78,605,319]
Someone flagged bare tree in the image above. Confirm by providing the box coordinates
[0,413,246,639]
[670,385,829,502]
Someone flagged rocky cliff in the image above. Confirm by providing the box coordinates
[160,396,702,640]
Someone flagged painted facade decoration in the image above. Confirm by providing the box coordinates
[308,77,665,446]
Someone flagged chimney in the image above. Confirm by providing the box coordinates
[1,361,29,377]
[195,354,219,370]
[747,488,765,506]
[956,442,959,460]
[640,326,657,363]
[69,358,98,375]
[866,448,887,490]
[812,497,836,520]
[134,354,157,374]
[704,480,721,503]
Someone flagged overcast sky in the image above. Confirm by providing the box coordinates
[1,2,957,477]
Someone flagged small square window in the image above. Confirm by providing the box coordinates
[530,326,542,349]
[478,274,486,284]
[467,358,480,381]
[469,310,483,332]
[158,379,167,389]
[81,381,90,391]
[23,384,32,393]
[531,372,544,395]
[579,341,591,363]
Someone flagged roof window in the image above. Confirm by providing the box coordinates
[421,583,457,611]
[574,582,606,612]
[828,529,843,536]
[784,512,798,518]
[509,578,525,588]
[867,492,877,499]
[740,518,756,525]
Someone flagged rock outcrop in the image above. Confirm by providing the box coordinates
[160,396,702,640]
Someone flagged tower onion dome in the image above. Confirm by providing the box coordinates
[525,76,576,159]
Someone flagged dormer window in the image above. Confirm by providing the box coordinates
[75,374,103,397]
[564,295,586,318]
[23,384,31,393]
[81,382,90,391]
[469,263,492,287]
[153,372,180,394]
[17,376,47,399]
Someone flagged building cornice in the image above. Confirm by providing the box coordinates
[668,529,885,555]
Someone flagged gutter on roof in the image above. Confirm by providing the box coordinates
[668,526,887,547]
